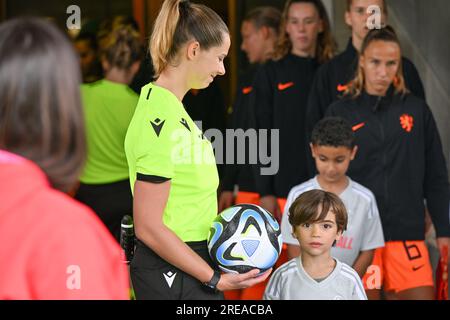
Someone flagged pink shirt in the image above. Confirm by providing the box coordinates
[0,150,129,299]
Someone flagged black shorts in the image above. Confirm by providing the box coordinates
[74,179,133,242]
[130,239,224,300]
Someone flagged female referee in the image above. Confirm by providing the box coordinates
[125,0,271,300]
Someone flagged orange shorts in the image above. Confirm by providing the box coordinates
[235,192,287,215]
[235,191,259,205]
[362,241,434,293]
[224,192,287,300]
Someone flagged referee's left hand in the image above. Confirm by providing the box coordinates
[217,268,272,291]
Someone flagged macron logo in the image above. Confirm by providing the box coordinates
[163,271,177,288]
[151,118,165,137]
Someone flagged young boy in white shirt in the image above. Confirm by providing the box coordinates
[281,117,384,290]
[264,189,367,300]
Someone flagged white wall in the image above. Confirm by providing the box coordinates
[388,1,450,180]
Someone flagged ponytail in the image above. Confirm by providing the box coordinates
[150,0,229,78]
[150,0,181,77]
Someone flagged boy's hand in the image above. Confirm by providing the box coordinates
[218,191,234,212]
[436,238,448,300]
[260,195,282,222]
[436,237,450,260]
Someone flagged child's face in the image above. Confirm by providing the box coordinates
[292,209,342,257]
[311,144,357,184]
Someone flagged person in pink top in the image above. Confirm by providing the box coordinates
[0,18,129,300]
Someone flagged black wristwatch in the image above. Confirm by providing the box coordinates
[203,270,221,292]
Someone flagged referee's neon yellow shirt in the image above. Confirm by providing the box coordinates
[125,83,219,242]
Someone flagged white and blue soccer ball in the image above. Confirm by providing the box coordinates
[207,204,283,274]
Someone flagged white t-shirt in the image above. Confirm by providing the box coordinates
[264,257,367,300]
[281,176,385,266]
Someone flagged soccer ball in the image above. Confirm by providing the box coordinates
[207,204,282,274]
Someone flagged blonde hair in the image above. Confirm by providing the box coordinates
[150,0,229,78]
[344,26,407,98]
[274,0,336,63]
[98,24,143,70]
